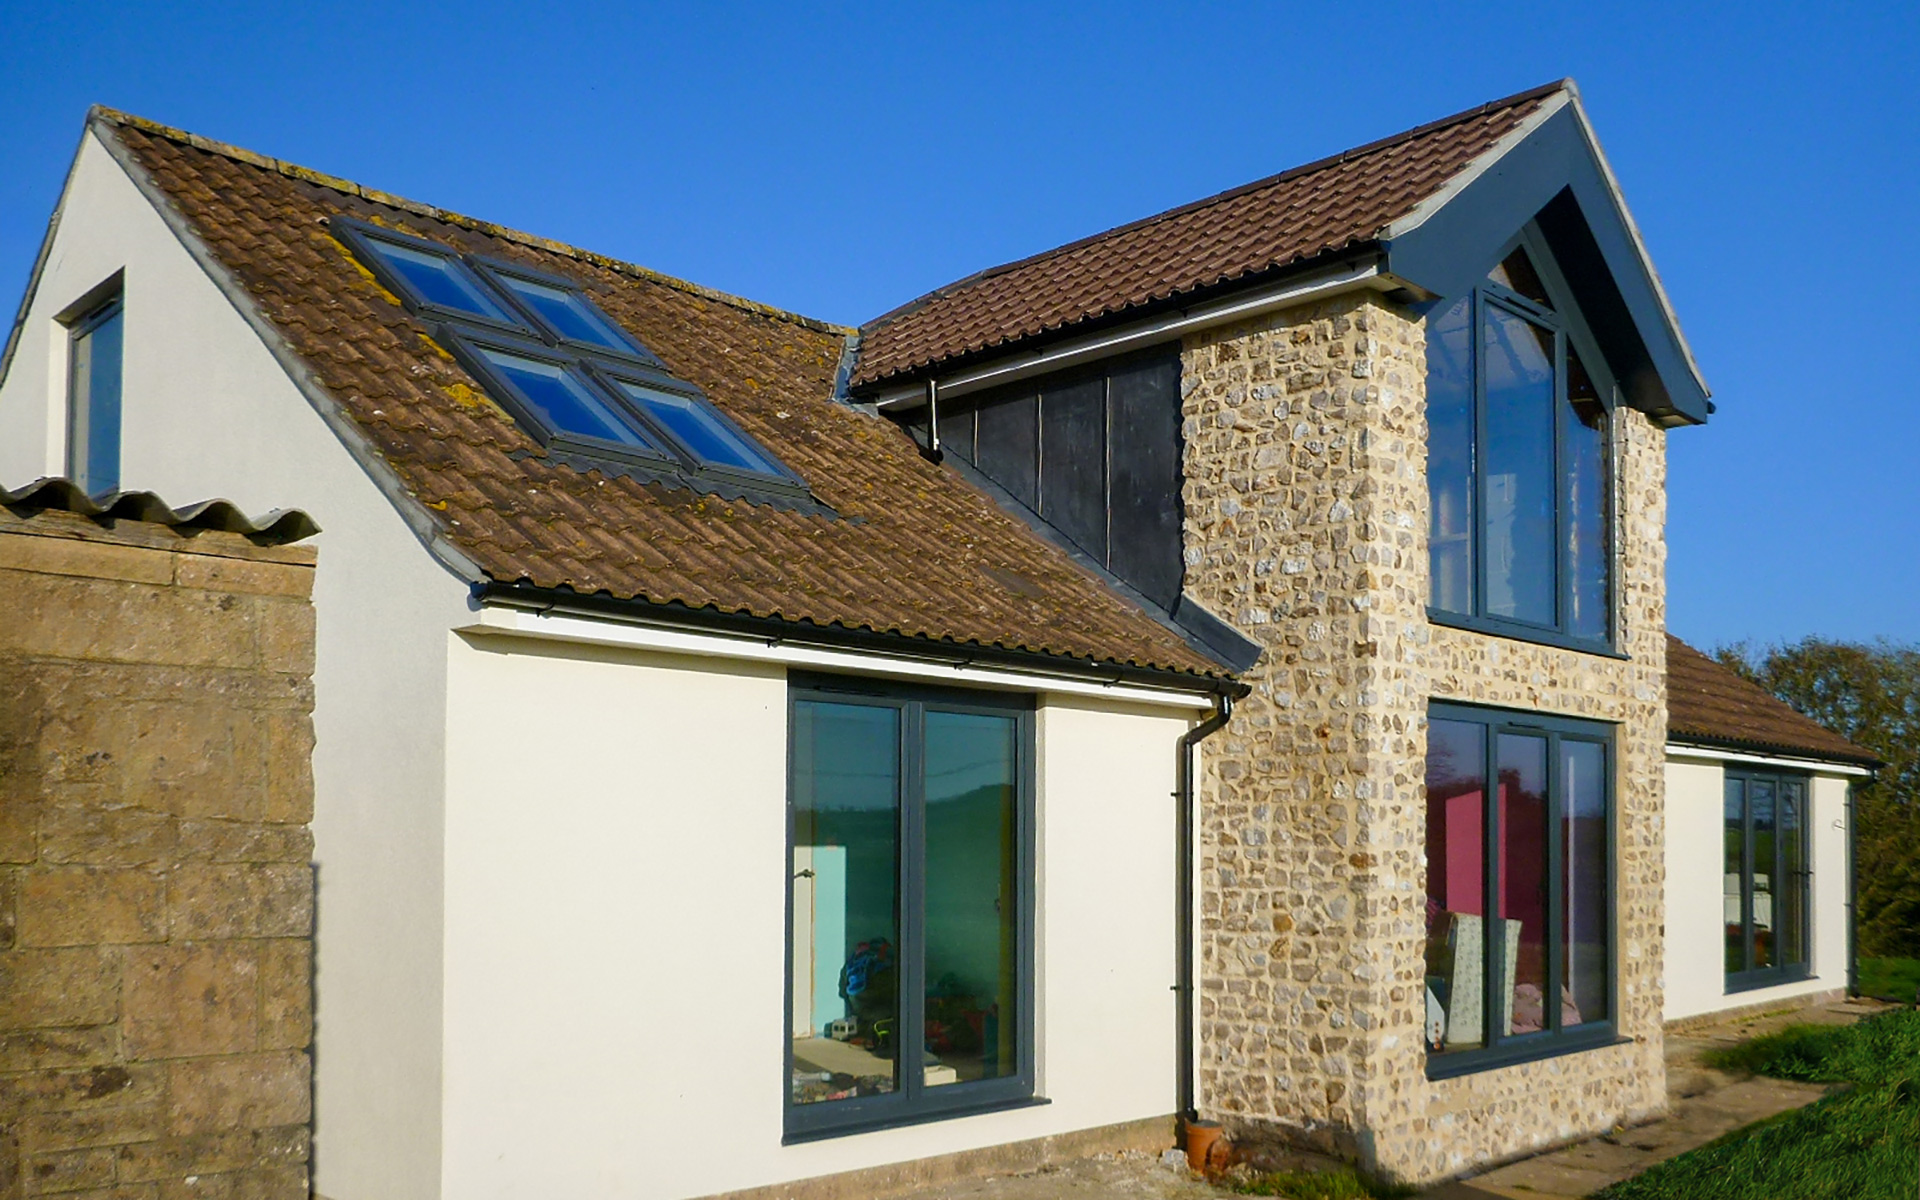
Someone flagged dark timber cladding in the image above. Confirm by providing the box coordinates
[934,353,1183,611]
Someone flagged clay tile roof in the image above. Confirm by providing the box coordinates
[92,111,1224,680]
[1666,635,1879,766]
[852,80,1566,389]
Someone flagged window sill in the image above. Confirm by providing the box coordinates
[1426,609,1627,660]
[783,1094,1050,1144]
[1725,967,1813,995]
[1425,1027,1627,1081]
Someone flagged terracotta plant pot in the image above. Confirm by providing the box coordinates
[1183,1118,1225,1172]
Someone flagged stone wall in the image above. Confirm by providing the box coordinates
[0,504,316,1199]
[1180,289,1668,1182]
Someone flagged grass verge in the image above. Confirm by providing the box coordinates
[1596,1009,1920,1200]
[1229,1166,1412,1199]
[1859,957,1920,1003]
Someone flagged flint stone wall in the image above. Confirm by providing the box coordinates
[1180,290,1667,1183]
[0,505,316,1199]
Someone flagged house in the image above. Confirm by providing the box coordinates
[0,79,1724,1196]
[1662,636,1879,1024]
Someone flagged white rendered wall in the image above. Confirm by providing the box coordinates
[0,130,471,1200]
[443,634,1188,1200]
[1663,753,1852,1022]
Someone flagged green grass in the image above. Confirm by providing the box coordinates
[1596,1010,1920,1200]
[1229,1166,1412,1199]
[1860,957,1920,1003]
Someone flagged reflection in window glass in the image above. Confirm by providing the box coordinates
[616,382,782,475]
[1487,246,1553,309]
[1427,707,1614,1067]
[923,712,1018,1088]
[1751,779,1776,970]
[1725,779,1747,974]
[1482,306,1557,625]
[1780,781,1807,969]
[790,701,901,1106]
[496,273,637,353]
[1499,734,1550,1035]
[368,239,515,322]
[1562,740,1607,1026]
[68,298,124,496]
[1567,349,1609,640]
[478,348,658,450]
[1426,297,1474,615]
[1425,719,1488,1054]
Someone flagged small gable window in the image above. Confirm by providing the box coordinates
[66,286,125,496]
[332,217,804,502]
[1426,233,1612,649]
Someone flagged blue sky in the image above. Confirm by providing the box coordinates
[3,2,1915,651]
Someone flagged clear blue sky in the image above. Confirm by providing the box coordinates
[4,2,1915,651]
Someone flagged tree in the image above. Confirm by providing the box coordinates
[1714,638,1920,960]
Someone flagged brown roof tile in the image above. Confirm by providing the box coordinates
[852,81,1565,389]
[1666,636,1878,765]
[103,115,1223,681]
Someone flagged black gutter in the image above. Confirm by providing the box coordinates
[473,580,1249,699]
[1847,779,1859,997]
[1176,692,1234,1124]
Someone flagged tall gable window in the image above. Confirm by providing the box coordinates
[333,218,805,502]
[66,287,125,496]
[1427,234,1611,649]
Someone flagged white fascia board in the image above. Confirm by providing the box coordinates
[1381,88,1572,243]
[870,258,1384,411]
[1665,743,1875,778]
[461,605,1218,711]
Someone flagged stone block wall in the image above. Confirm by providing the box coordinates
[0,504,316,1199]
[1179,289,1667,1183]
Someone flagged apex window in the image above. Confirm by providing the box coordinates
[1424,704,1614,1077]
[66,289,125,496]
[1427,234,1612,648]
[787,678,1035,1138]
[1724,769,1810,991]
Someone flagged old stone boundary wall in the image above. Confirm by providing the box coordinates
[0,503,316,1199]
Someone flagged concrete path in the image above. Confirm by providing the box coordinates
[1422,997,1896,1199]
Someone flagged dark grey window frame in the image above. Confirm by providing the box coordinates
[1724,766,1813,994]
[64,281,126,497]
[1425,701,1622,1080]
[439,329,684,474]
[784,674,1040,1141]
[331,216,808,501]
[1426,226,1620,657]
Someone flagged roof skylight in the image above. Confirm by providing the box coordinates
[331,216,805,502]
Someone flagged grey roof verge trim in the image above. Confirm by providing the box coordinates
[2,476,319,544]
[89,113,487,585]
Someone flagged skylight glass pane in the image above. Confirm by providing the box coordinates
[370,239,515,322]
[617,383,782,475]
[495,274,638,353]
[479,348,658,450]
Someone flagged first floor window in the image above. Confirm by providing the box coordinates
[787,677,1033,1137]
[67,290,124,496]
[1724,769,1809,990]
[1423,703,1613,1075]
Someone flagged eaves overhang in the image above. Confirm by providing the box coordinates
[473,579,1250,701]
[1379,88,1712,426]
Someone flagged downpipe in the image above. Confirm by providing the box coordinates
[1176,690,1236,1125]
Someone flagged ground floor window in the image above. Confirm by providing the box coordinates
[1423,703,1615,1076]
[1724,768,1810,991]
[786,676,1034,1138]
